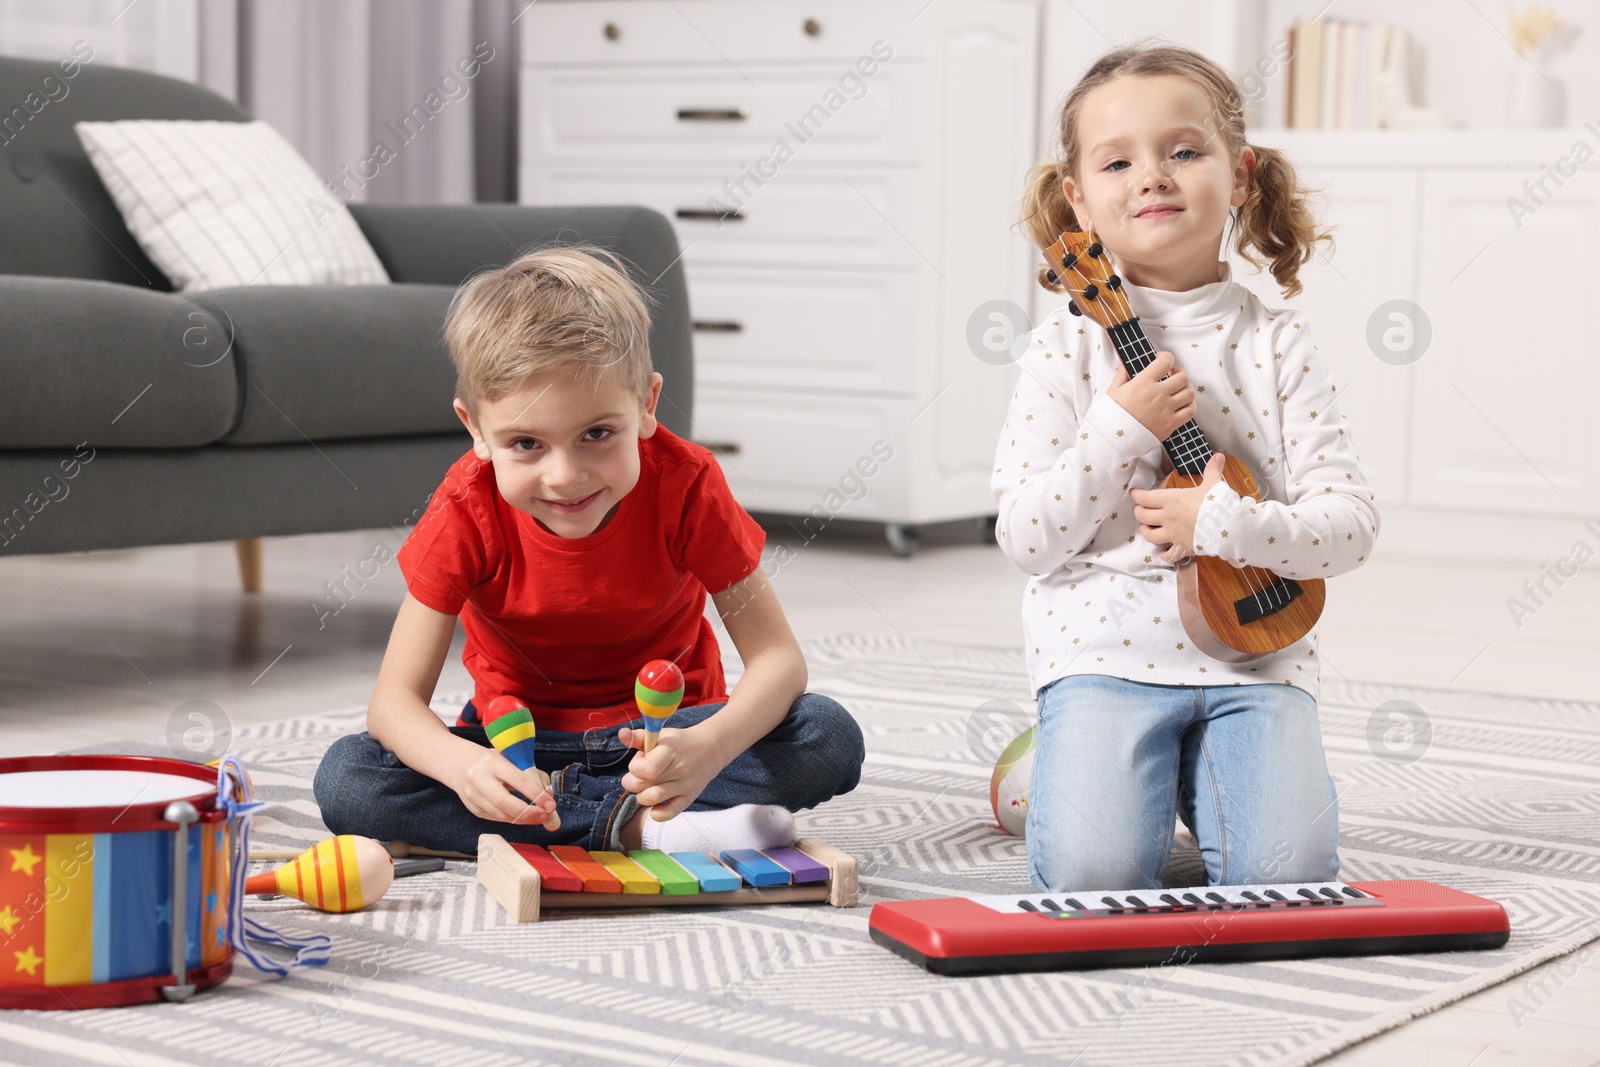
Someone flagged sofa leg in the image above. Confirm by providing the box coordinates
[235,538,263,593]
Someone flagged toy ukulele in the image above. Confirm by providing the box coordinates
[1041,230,1324,660]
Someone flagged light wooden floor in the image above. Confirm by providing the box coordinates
[2,520,1597,1066]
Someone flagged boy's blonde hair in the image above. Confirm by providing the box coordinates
[444,245,655,414]
[1021,41,1332,299]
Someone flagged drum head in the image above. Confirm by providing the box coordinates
[0,756,221,832]
[0,768,213,807]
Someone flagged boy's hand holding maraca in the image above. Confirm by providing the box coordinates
[459,695,560,829]
[620,659,720,820]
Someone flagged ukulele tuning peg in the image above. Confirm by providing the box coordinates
[1107,275,1122,290]
[1060,253,1077,270]
[1082,284,1099,301]
[1067,301,1083,316]
[1045,269,1059,285]
[1086,242,1103,257]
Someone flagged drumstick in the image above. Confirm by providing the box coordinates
[634,659,685,754]
[483,695,560,831]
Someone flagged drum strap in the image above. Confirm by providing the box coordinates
[216,756,333,976]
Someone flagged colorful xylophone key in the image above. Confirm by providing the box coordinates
[477,836,858,922]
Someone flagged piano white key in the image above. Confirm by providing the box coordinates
[973,881,1369,915]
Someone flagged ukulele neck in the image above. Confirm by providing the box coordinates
[1106,318,1213,476]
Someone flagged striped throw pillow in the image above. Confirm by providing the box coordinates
[73,119,389,291]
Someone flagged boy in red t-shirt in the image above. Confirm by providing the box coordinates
[313,246,864,856]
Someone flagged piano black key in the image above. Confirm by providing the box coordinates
[1018,900,1038,912]
[1100,896,1125,912]
[1182,892,1205,905]
[1040,899,1060,913]
[1159,893,1181,906]
[1205,892,1226,904]
[1126,895,1149,910]
[1319,887,1342,899]
[1264,889,1288,901]
[1064,898,1086,911]
[1341,886,1365,897]
[1298,888,1321,900]
[1241,890,1263,902]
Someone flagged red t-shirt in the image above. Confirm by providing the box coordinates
[397,425,765,732]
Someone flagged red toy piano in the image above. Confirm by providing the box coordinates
[869,880,1510,975]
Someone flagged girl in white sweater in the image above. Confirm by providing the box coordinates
[994,43,1379,891]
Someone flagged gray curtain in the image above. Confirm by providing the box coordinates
[228,0,520,204]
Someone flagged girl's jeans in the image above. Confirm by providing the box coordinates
[1026,674,1340,891]
[313,693,865,855]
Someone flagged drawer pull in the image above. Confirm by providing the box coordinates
[696,440,743,456]
[803,18,821,36]
[676,107,748,122]
[603,21,620,41]
[675,207,745,222]
[692,320,744,333]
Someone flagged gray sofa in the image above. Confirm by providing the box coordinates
[0,56,693,569]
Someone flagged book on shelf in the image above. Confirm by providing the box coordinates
[1285,17,1412,129]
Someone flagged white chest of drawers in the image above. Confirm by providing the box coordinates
[520,0,1041,551]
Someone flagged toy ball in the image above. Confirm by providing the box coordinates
[245,834,394,913]
[990,725,1035,837]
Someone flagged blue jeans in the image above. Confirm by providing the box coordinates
[313,693,865,855]
[1026,674,1340,891]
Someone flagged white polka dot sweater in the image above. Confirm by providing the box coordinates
[990,262,1380,700]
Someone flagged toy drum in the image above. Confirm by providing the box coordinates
[0,755,235,1009]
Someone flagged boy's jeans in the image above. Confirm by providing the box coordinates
[1026,674,1340,891]
[313,693,865,855]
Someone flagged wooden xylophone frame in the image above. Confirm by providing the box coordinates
[477,834,857,923]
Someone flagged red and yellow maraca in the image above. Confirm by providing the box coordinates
[245,834,394,913]
[635,659,685,753]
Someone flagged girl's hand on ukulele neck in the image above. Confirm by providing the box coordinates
[1107,349,1197,441]
[1130,453,1227,563]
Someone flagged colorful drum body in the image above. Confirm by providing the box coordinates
[0,755,235,1009]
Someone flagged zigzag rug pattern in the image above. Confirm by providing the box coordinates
[9,633,1598,1067]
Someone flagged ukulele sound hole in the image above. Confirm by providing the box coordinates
[1234,576,1303,625]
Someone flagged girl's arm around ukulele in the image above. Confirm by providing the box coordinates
[1192,318,1380,582]
[992,346,1162,575]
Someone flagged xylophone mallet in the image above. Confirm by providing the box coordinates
[244,834,394,913]
[634,659,685,754]
[483,695,560,830]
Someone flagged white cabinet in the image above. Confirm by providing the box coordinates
[1412,168,1600,515]
[520,0,1043,547]
[1233,130,1600,545]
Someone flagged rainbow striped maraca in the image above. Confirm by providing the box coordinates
[635,659,685,754]
[483,695,538,772]
[484,695,560,829]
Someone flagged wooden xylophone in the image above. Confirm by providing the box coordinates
[870,879,1510,975]
[478,834,856,922]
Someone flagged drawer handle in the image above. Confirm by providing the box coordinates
[803,18,821,36]
[676,108,748,122]
[603,21,620,41]
[692,320,744,333]
[696,440,743,456]
[675,207,745,222]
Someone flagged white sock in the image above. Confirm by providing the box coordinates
[638,804,795,854]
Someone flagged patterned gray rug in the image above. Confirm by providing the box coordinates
[8,634,1599,1067]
